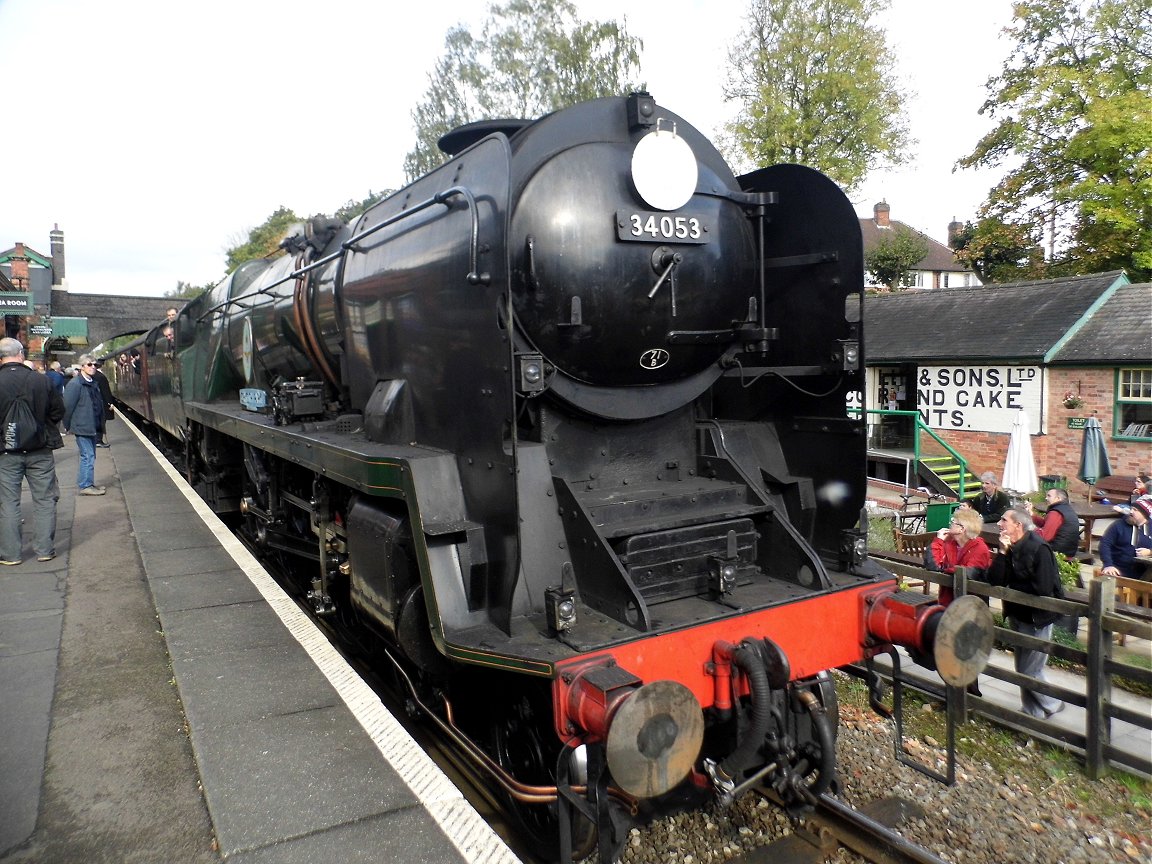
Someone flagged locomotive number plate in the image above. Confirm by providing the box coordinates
[617,210,710,244]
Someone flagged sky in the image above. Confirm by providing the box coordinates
[0,0,1016,297]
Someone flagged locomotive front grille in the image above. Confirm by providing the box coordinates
[619,518,759,604]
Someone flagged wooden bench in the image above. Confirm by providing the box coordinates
[891,529,935,593]
[1091,475,1138,503]
[1092,568,1152,644]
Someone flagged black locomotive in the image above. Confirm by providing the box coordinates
[109,93,990,862]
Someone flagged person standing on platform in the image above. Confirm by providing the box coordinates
[91,361,114,448]
[62,356,106,496]
[963,472,1012,523]
[0,338,65,565]
[987,507,1065,718]
[45,361,67,396]
[1099,498,1152,580]
[1025,487,1081,557]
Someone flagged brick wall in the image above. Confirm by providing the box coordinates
[927,367,1148,498]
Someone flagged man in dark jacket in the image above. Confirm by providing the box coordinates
[62,355,106,496]
[987,507,1065,718]
[1099,498,1152,579]
[965,472,1012,523]
[0,338,65,564]
[91,361,114,447]
[1026,487,1082,557]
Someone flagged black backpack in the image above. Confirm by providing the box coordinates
[2,374,46,453]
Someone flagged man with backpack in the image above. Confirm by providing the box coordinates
[0,337,65,565]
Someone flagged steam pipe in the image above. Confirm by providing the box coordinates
[719,640,773,778]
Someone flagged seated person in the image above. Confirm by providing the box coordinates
[928,507,992,605]
[1099,498,1152,580]
[961,471,1011,523]
[1025,487,1080,557]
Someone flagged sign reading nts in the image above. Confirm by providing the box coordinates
[917,366,1042,435]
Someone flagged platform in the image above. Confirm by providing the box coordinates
[0,417,520,863]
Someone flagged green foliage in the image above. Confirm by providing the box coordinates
[335,190,393,224]
[949,218,1046,283]
[1056,554,1081,588]
[864,224,930,289]
[404,0,643,181]
[957,0,1152,281]
[722,0,913,192]
[224,205,302,272]
[166,280,212,300]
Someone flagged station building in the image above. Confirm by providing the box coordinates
[862,271,1150,498]
[0,226,173,363]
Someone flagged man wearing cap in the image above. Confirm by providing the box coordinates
[964,471,1012,523]
[1099,498,1152,580]
[0,337,65,564]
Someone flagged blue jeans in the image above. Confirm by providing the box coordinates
[75,435,97,490]
[0,450,60,561]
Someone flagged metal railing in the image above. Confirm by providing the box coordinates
[849,408,972,500]
[866,558,1152,779]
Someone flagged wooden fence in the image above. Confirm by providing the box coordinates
[868,556,1152,779]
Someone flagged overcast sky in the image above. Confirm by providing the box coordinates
[0,0,1015,297]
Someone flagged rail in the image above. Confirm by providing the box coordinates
[849,408,972,499]
[866,558,1152,779]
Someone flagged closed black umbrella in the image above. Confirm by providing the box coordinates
[1078,416,1112,500]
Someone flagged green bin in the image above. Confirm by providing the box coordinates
[926,501,960,531]
[1039,474,1067,491]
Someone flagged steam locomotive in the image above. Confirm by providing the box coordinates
[108,93,990,862]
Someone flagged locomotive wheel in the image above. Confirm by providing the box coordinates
[491,689,596,862]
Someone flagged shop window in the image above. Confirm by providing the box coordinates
[1116,368,1152,440]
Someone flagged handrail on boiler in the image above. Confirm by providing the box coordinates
[196,185,490,322]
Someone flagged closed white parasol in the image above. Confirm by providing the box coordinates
[1002,409,1038,494]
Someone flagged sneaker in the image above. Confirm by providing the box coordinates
[96,442,110,448]
[0,559,20,566]
[78,486,106,496]
[37,553,56,562]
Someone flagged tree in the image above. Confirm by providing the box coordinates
[224,206,302,272]
[404,0,643,181]
[957,0,1152,281]
[722,0,913,191]
[949,218,1045,284]
[864,225,929,290]
[335,190,393,224]
[166,280,212,300]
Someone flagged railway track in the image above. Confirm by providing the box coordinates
[744,791,948,864]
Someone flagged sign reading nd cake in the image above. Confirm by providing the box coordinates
[917,366,1043,434]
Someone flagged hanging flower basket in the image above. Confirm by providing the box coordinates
[1062,391,1084,409]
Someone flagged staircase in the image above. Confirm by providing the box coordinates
[919,455,979,499]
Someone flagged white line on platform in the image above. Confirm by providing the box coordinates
[121,416,521,864]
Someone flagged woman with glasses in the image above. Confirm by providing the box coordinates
[61,357,106,496]
[928,507,991,606]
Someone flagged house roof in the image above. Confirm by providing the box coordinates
[863,270,1130,364]
[1049,283,1152,365]
[0,245,52,269]
[859,218,968,273]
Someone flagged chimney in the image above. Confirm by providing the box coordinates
[947,218,964,247]
[873,200,890,227]
[10,243,29,290]
[50,224,65,286]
